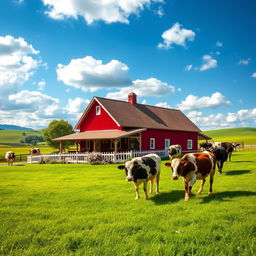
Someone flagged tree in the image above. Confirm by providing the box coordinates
[43,120,74,151]
[24,135,44,146]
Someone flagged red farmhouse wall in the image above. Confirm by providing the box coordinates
[141,129,198,151]
[80,101,121,132]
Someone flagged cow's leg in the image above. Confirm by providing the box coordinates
[143,181,149,200]
[218,161,224,174]
[197,179,206,195]
[155,173,160,194]
[133,183,140,200]
[184,182,190,201]
[228,152,232,162]
[149,179,153,194]
[208,169,215,195]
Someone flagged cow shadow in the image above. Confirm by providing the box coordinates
[150,190,192,204]
[200,191,256,204]
[224,170,251,176]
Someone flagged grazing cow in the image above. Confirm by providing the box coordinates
[165,152,216,201]
[118,154,161,200]
[213,142,236,161]
[199,142,212,151]
[211,147,228,174]
[30,148,41,155]
[5,151,15,166]
[168,144,182,161]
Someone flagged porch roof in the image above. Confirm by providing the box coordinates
[52,128,146,141]
[198,132,212,141]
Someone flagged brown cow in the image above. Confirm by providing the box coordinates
[165,152,216,201]
[5,151,15,166]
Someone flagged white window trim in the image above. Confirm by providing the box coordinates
[150,138,155,149]
[96,106,101,115]
[187,139,193,150]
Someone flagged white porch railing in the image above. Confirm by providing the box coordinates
[27,150,167,164]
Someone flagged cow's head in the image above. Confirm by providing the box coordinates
[165,159,192,180]
[118,160,142,182]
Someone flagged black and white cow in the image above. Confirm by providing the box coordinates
[118,154,161,200]
[5,151,15,166]
[211,147,228,174]
[199,142,212,151]
[168,144,182,161]
[30,148,41,155]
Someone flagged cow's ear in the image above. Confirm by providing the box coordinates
[165,162,172,167]
[181,160,189,166]
[118,165,125,170]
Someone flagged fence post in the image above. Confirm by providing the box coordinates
[76,152,78,164]
[113,152,116,163]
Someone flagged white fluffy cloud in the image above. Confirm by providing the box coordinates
[199,55,217,71]
[216,41,223,47]
[238,59,250,65]
[42,0,164,24]
[0,35,39,91]
[65,97,90,115]
[155,102,172,108]
[187,108,256,130]
[177,92,231,111]
[57,56,132,92]
[185,64,193,71]
[106,77,176,100]
[158,23,195,49]
[251,72,256,78]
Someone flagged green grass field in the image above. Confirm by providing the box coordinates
[0,129,44,146]
[202,127,256,145]
[0,151,255,255]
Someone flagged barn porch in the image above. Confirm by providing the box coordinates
[52,128,146,153]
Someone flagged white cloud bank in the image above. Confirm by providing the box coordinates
[177,92,231,111]
[57,56,132,92]
[199,55,217,71]
[187,108,256,130]
[106,78,176,101]
[0,35,39,94]
[42,0,164,24]
[251,72,256,78]
[158,23,195,49]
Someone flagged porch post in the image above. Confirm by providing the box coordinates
[114,139,120,153]
[59,141,63,153]
[93,140,96,151]
[76,141,79,152]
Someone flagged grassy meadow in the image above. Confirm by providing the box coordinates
[0,151,255,255]
[202,127,256,145]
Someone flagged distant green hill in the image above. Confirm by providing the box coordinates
[202,127,256,145]
[0,129,44,146]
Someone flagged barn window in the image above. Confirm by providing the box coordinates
[150,138,155,149]
[165,139,170,149]
[187,139,193,150]
[96,106,101,115]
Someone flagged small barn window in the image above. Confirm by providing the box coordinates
[165,139,170,149]
[150,138,155,149]
[187,139,193,150]
[96,106,101,115]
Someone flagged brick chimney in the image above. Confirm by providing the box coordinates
[128,92,137,104]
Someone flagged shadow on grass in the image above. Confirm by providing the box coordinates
[150,190,190,204]
[225,170,251,175]
[200,191,256,204]
[233,160,256,163]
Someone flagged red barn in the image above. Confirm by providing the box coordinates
[54,93,209,153]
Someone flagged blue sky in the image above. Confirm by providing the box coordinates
[0,0,255,130]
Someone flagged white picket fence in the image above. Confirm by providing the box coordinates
[27,150,168,164]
